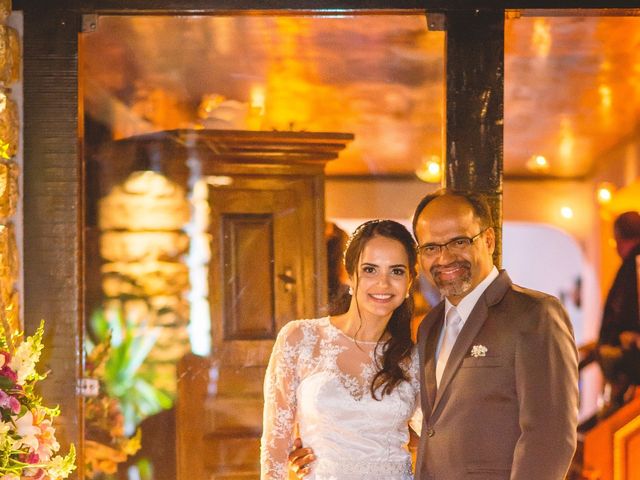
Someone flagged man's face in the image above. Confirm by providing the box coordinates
[415,195,495,305]
[614,234,640,259]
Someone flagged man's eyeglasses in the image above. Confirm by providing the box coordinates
[417,229,488,257]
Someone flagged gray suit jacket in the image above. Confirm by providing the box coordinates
[415,270,578,480]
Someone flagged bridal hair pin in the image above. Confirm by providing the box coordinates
[344,219,395,260]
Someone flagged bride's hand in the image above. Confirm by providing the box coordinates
[288,437,316,478]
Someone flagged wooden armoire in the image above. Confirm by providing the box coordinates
[105,129,352,479]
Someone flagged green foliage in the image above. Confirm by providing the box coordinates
[88,306,172,434]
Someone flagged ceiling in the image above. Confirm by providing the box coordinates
[81,13,640,179]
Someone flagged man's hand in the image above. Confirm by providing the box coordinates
[288,438,315,478]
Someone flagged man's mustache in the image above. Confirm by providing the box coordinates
[430,261,472,277]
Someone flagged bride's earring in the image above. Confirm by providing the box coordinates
[348,286,353,296]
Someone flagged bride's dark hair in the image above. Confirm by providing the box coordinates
[339,219,417,400]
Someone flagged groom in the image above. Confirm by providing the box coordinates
[289,189,579,479]
[410,190,578,479]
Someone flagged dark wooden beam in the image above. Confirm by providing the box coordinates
[22,5,85,478]
[444,9,504,266]
[12,0,640,14]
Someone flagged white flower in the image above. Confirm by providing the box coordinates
[46,449,77,479]
[470,345,488,358]
[9,337,42,384]
[14,410,40,451]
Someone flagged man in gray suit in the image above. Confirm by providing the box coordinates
[288,189,579,479]
[413,189,578,479]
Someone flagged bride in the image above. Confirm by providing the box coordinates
[260,219,421,480]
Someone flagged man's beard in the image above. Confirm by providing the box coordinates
[430,261,473,298]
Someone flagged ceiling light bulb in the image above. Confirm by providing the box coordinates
[596,182,615,204]
[560,206,574,219]
[597,188,612,204]
[415,156,442,183]
[526,154,550,173]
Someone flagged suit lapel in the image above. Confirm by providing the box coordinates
[425,316,443,413]
[418,303,444,417]
[431,270,513,415]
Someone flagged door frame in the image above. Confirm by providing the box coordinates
[16,1,640,477]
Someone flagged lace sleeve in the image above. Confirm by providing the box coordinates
[260,321,302,479]
[408,346,420,395]
[408,347,422,436]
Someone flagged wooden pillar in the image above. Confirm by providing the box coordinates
[23,4,84,477]
[444,9,504,266]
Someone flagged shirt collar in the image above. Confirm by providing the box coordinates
[444,266,499,323]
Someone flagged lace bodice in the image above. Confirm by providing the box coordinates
[260,317,421,480]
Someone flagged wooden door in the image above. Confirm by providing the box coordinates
[180,175,322,479]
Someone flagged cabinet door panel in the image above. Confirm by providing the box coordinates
[222,213,276,340]
[203,175,323,478]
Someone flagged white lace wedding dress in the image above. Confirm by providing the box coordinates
[260,317,421,480]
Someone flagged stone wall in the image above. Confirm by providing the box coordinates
[99,170,192,396]
[0,0,20,333]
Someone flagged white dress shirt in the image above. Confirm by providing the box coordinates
[436,266,499,358]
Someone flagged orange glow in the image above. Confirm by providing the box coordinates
[262,18,320,131]
[250,85,266,115]
[598,84,612,109]
[532,18,551,58]
[558,119,575,166]
[248,85,266,130]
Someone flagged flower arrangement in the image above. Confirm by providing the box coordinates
[0,321,76,479]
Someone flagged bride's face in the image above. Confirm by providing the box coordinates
[349,235,411,324]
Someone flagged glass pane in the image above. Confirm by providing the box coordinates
[80,14,444,479]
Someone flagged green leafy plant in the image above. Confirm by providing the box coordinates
[88,305,173,435]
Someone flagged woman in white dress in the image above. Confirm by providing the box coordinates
[261,220,421,480]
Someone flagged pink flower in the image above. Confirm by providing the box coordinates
[0,357,18,383]
[19,451,40,464]
[37,419,60,461]
[0,389,21,414]
[0,351,17,383]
